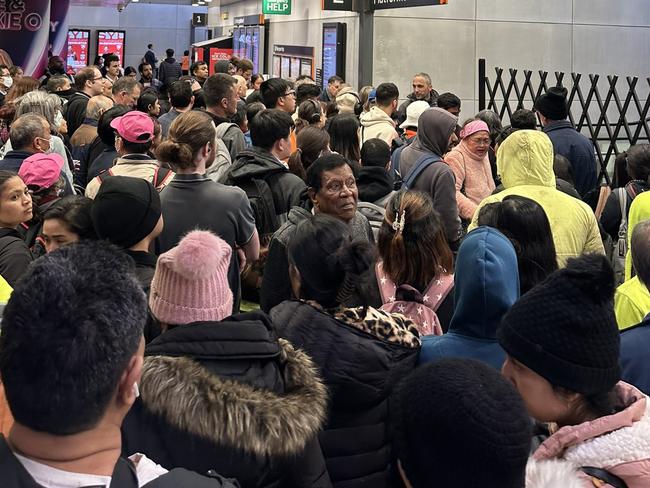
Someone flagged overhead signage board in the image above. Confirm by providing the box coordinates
[371,0,447,9]
[263,0,291,15]
[234,14,264,25]
[322,0,353,11]
[192,13,207,26]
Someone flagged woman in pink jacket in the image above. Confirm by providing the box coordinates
[498,254,650,488]
[444,119,495,221]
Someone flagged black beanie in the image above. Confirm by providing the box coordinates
[91,176,161,249]
[535,86,568,120]
[498,254,620,396]
[390,358,532,488]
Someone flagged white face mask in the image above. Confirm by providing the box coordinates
[2,76,12,90]
[54,111,63,127]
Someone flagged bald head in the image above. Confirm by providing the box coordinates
[632,219,650,288]
[85,95,114,121]
[233,75,247,98]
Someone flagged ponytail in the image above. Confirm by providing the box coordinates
[155,140,195,170]
[155,111,215,171]
[287,148,305,180]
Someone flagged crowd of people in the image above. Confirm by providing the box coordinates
[0,46,648,488]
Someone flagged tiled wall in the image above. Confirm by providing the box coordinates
[374,0,650,120]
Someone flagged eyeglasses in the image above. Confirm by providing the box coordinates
[92,76,103,82]
[324,177,357,194]
[283,90,296,97]
[468,137,491,146]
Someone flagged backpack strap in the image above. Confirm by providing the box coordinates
[391,144,405,178]
[617,187,628,232]
[581,466,628,488]
[403,153,442,189]
[423,273,454,311]
[96,168,114,185]
[152,166,173,190]
[376,261,397,304]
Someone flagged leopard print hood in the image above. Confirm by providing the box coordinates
[308,301,421,348]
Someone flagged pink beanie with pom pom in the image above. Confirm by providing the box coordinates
[149,230,233,325]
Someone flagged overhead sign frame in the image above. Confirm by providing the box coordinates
[370,0,447,9]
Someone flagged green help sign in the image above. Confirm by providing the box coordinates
[263,0,291,15]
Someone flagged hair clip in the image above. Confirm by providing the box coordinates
[392,211,406,235]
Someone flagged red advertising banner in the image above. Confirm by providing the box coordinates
[67,30,89,72]
[209,48,233,75]
[97,30,125,65]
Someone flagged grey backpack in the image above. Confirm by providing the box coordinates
[206,122,235,183]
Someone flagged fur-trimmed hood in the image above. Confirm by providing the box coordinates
[526,460,585,488]
[139,323,328,458]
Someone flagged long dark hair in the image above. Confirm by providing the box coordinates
[478,195,558,294]
[288,214,374,308]
[326,114,361,163]
[378,191,453,291]
[287,127,330,180]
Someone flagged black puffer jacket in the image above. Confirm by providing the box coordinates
[271,301,420,488]
[121,311,331,488]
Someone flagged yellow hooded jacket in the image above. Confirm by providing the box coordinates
[615,191,650,330]
[469,130,604,266]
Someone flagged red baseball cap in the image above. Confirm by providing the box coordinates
[19,153,64,189]
[110,111,154,144]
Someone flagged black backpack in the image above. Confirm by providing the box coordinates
[237,171,282,244]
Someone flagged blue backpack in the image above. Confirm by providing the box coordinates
[393,148,443,190]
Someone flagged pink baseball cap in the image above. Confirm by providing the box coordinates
[110,111,154,144]
[19,153,64,189]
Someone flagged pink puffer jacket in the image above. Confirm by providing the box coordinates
[529,382,650,488]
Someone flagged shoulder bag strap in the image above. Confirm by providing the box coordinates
[581,466,628,488]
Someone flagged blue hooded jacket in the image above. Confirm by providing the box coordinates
[418,227,520,370]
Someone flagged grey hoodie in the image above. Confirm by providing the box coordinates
[399,107,462,246]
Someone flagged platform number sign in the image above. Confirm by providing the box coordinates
[263,0,291,15]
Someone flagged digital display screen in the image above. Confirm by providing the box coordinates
[97,30,125,66]
[233,25,262,73]
[251,26,260,73]
[322,26,338,89]
[67,30,90,72]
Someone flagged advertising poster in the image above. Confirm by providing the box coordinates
[290,57,300,79]
[0,0,51,77]
[281,57,290,79]
[209,48,233,75]
[300,58,312,77]
[97,30,125,65]
[273,55,281,78]
[49,0,70,66]
[67,30,89,72]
